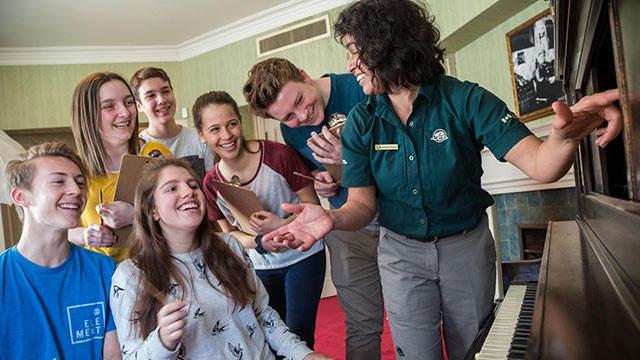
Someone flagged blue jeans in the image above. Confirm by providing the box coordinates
[257,250,326,349]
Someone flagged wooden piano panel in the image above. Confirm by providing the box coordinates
[614,0,640,196]
[527,221,640,359]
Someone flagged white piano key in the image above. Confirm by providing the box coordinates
[476,285,527,360]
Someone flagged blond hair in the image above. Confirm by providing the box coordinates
[4,142,86,221]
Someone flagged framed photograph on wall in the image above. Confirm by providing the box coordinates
[506,9,566,122]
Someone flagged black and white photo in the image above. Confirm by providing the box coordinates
[506,9,566,122]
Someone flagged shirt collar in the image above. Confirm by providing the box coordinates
[365,78,438,125]
[417,79,435,105]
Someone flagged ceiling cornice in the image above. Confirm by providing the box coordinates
[0,46,181,66]
[0,0,352,66]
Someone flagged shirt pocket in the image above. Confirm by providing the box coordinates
[370,133,409,202]
[422,125,462,201]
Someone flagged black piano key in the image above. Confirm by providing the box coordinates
[507,281,539,358]
[507,348,527,359]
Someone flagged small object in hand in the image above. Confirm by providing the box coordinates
[254,214,266,220]
[292,171,332,185]
[230,175,241,186]
[143,278,167,304]
[329,113,346,128]
[98,189,103,225]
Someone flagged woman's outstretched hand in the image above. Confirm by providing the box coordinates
[263,203,334,251]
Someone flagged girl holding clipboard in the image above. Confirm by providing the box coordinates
[68,72,171,262]
[193,91,325,350]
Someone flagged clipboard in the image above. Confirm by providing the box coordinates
[110,155,157,247]
[307,122,344,182]
[210,179,263,236]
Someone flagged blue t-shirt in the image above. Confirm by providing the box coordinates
[280,73,367,209]
[0,244,117,359]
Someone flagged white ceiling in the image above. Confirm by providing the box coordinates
[0,0,351,65]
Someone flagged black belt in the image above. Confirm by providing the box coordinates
[409,216,484,244]
[410,227,469,243]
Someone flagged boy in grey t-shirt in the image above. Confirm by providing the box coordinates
[131,67,214,175]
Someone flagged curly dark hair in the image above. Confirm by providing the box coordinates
[334,0,445,93]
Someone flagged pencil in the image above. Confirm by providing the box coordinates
[98,189,103,225]
[292,171,332,184]
[143,277,167,304]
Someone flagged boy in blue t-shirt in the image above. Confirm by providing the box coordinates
[0,142,119,359]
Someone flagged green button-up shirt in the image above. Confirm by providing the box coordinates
[341,75,532,237]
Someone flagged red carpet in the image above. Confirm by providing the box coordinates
[314,295,396,359]
[314,296,449,360]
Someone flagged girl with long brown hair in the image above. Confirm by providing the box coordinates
[109,156,331,359]
[68,72,171,262]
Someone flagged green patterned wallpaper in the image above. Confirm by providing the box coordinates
[429,0,500,39]
[0,62,182,130]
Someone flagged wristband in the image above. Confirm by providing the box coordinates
[254,234,268,255]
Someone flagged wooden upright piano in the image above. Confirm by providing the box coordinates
[470,0,640,358]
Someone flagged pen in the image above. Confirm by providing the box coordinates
[98,189,104,225]
[292,171,332,185]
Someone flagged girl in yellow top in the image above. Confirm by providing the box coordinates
[68,72,171,262]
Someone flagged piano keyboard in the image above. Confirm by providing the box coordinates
[474,282,537,359]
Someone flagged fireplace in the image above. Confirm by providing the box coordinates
[517,223,547,260]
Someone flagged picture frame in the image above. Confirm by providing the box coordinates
[506,9,566,122]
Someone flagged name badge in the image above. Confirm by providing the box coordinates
[375,144,399,150]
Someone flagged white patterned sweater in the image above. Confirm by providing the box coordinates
[110,233,314,360]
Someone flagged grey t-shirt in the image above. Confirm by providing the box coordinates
[139,126,215,175]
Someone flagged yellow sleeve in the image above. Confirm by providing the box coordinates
[80,173,129,262]
[81,174,118,228]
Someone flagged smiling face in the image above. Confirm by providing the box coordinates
[197,104,244,161]
[266,78,325,128]
[18,156,87,232]
[98,80,137,148]
[152,165,205,238]
[135,77,177,126]
[343,34,383,96]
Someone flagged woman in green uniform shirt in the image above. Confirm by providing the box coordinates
[264,1,622,359]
